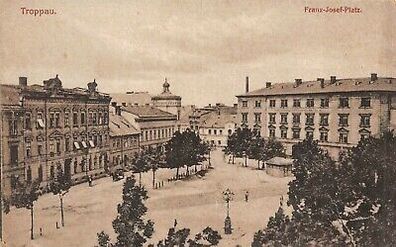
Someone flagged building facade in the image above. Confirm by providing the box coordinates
[109,107,140,171]
[199,106,238,147]
[1,76,112,195]
[236,74,396,159]
[151,78,182,120]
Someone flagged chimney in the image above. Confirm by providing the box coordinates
[19,77,27,87]
[265,82,272,88]
[295,79,302,86]
[233,103,238,108]
[370,73,378,81]
[330,76,337,84]
[116,106,122,116]
[245,76,249,93]
[317,78,325,88]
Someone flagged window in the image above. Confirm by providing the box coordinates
[38,143,43,156]
[360,132,370,140]
[242,101,248,107]
[26,142,31,158]
[93,113,97,125]
[26,166,32,182]
[50,165,55,179]
[254,113,261,123]
[64,112,70,127]
[49,113,55,128]
[38,166,43,182]
[269,113,276,124]
[281,99,288,108]
[220,130,223,135]
[208,129,212,135]
[320,98,329,108]
[37,112,45,129]
[339,97,349,108]
[73,112,78,126]
[320,114,329,126]
[306,113,314,126]
[55,113,60,127]
[25,113,32,130]
[9,119,18,136]
[65,138,70,152]
[81,112,86,125]
[339,132,348,143]
[218,140,221,145]
[292,113,300,124]
[360,114,371,127]
[281,129,287,139]
[214,129,217,135]
[280,113,288,124]
[10,145,18,166]
[293,99,301,107]
[242,113,248,123]
[320,131,328,142]
[269,128,275,138]
[306,130,314,139]
[269,100,276,108]
[339,114,349,126]
[104,112,108,124]
[306,99,315,108]
[98,113,103,125]
[292,129,300,139]
[255,100,261,108]
[360,97,371,108]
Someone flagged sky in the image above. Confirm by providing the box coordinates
[1,0,395,106]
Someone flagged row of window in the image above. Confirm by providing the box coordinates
[242,113,371,127]
[142,127,175,142]
[112,136,139,149]
[268,128,369,143]
[24,111,109,130]
[242,97,371,109]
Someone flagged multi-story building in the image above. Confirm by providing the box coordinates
[151,78,182,120]
[236,74,396,159]
[109,107,140,171]
[120,105,177,150]
[1,84,25,196]
[1,75,112,195]
[199,106,238,147]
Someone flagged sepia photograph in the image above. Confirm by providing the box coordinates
[0,0,395,246]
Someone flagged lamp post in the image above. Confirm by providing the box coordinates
[222,188,234,234]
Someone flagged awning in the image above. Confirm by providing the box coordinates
[89,140,95,148]
[37,119,45,128]
[81,141,88,148]
[73,142,80,149]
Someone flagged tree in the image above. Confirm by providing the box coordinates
[3,179,41,240]
[50,168,71,227]
[97,176,154,247]
[156,226,221,247]
[261,138,285,162]
[132,153,151,187]
[165,131,185,179]
[247,136,265,169]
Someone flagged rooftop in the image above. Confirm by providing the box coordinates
[109,112,140,137]
[110,92,152,106]
[151,78,181,101]
[237,75,396,97]
[201,110,237,128]
[266,157,294,166]
[122,105,177,120]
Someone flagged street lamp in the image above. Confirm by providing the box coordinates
[222,188,234,234]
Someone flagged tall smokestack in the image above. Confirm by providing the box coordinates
[245,76,249,93]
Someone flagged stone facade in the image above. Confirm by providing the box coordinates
[1,76,111,195]
[236,74,396,159]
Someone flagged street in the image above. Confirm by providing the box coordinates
[3,149,291,247]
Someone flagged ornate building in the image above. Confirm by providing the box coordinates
[151,78,182,120]
[236,74,396,159]
[1,76,111,195]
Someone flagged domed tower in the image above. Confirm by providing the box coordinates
[151,78,182,120]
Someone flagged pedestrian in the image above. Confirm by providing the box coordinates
[88,175,93,187]
[245,191,249,202]
[174,219,178,228]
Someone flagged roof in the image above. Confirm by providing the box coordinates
[109,113,140,136]
[110,92,152,106]
[237,77,396,97]
[122,105,177,120]
[179,105,195,123]
[201,111,237,128]
[266,157,294,166]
